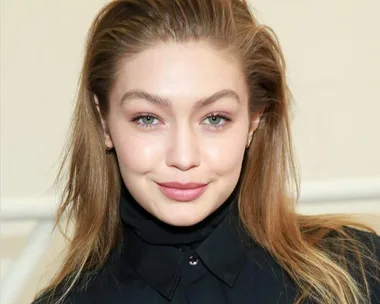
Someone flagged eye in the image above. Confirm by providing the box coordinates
[202,113,231,129]
[206,116,224,125]
[131,114,160,128]
[140,116,156,125]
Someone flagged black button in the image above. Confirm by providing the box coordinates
[188,255,199,266]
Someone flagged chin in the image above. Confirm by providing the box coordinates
[156,206,209,227]
[167,217,202,227]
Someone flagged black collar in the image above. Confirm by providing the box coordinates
[119,203,251,300]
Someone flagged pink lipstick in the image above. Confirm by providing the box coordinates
[156,182,208,202]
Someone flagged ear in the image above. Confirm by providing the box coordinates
[246,110,263,148]
[94,95,114,150]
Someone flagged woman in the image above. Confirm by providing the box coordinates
[33,0,380,303]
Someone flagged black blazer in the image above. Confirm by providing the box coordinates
[33,208,380,304]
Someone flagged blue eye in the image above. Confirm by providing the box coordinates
[140,116,157,125]
[203,114,230,129]
[131,114,160,128]
[131,112,231,130]
[205,116,224,125]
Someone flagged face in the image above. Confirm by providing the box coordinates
[97,41,261,226]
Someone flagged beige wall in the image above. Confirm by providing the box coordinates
[1,1,380,303]
[253,0,380,180]
[1,0,109,198]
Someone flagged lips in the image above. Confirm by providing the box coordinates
[156,182,208,202]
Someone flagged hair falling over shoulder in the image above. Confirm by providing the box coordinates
[35,1,379,303]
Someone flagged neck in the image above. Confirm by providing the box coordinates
[119,183,238,247]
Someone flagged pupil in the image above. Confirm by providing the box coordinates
[210,116,220,124]
[143,116,153,124]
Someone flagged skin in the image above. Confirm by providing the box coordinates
[96,41,261,226]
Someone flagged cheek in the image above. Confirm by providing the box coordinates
[111,129,164,174]
[118,144,156,173]
[202,132,247,175]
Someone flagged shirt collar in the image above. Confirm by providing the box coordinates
[196,205,248,287]
[119,203,252,300]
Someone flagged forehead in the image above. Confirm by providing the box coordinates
[111,41,248,105]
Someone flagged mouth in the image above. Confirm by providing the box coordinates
[156,182,209,202]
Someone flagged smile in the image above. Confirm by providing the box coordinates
[156,182,209,202]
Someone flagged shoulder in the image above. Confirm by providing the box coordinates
[348,227,380,302]
[320,225,380,252]
[31,284,71,304]
[31,276,90,304]
[32,275,105,304]
[337,226,380,256]
[324,226,380,268]
[325,226,380,302]
[31,244,126,304]
[31,263,122,304]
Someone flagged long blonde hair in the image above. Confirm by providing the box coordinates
[35,1,379,303]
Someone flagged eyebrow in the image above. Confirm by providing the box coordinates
[120,89,240,109]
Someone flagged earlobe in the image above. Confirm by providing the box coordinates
[246,128,254,148]
[246,136,252,149]
[246,111,263,148]
[94,95,114,150]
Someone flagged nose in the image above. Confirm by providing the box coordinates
[166,124,201,171]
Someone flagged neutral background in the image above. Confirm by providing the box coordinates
[1,0,379,303]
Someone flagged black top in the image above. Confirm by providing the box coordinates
[118,181,238,247]
[33,188,380,304]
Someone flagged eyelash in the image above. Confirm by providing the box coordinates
[203,112,231,130]
[130,112,231,130]
[130,113,159,129]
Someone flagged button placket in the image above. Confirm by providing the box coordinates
[180,251,207,285]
